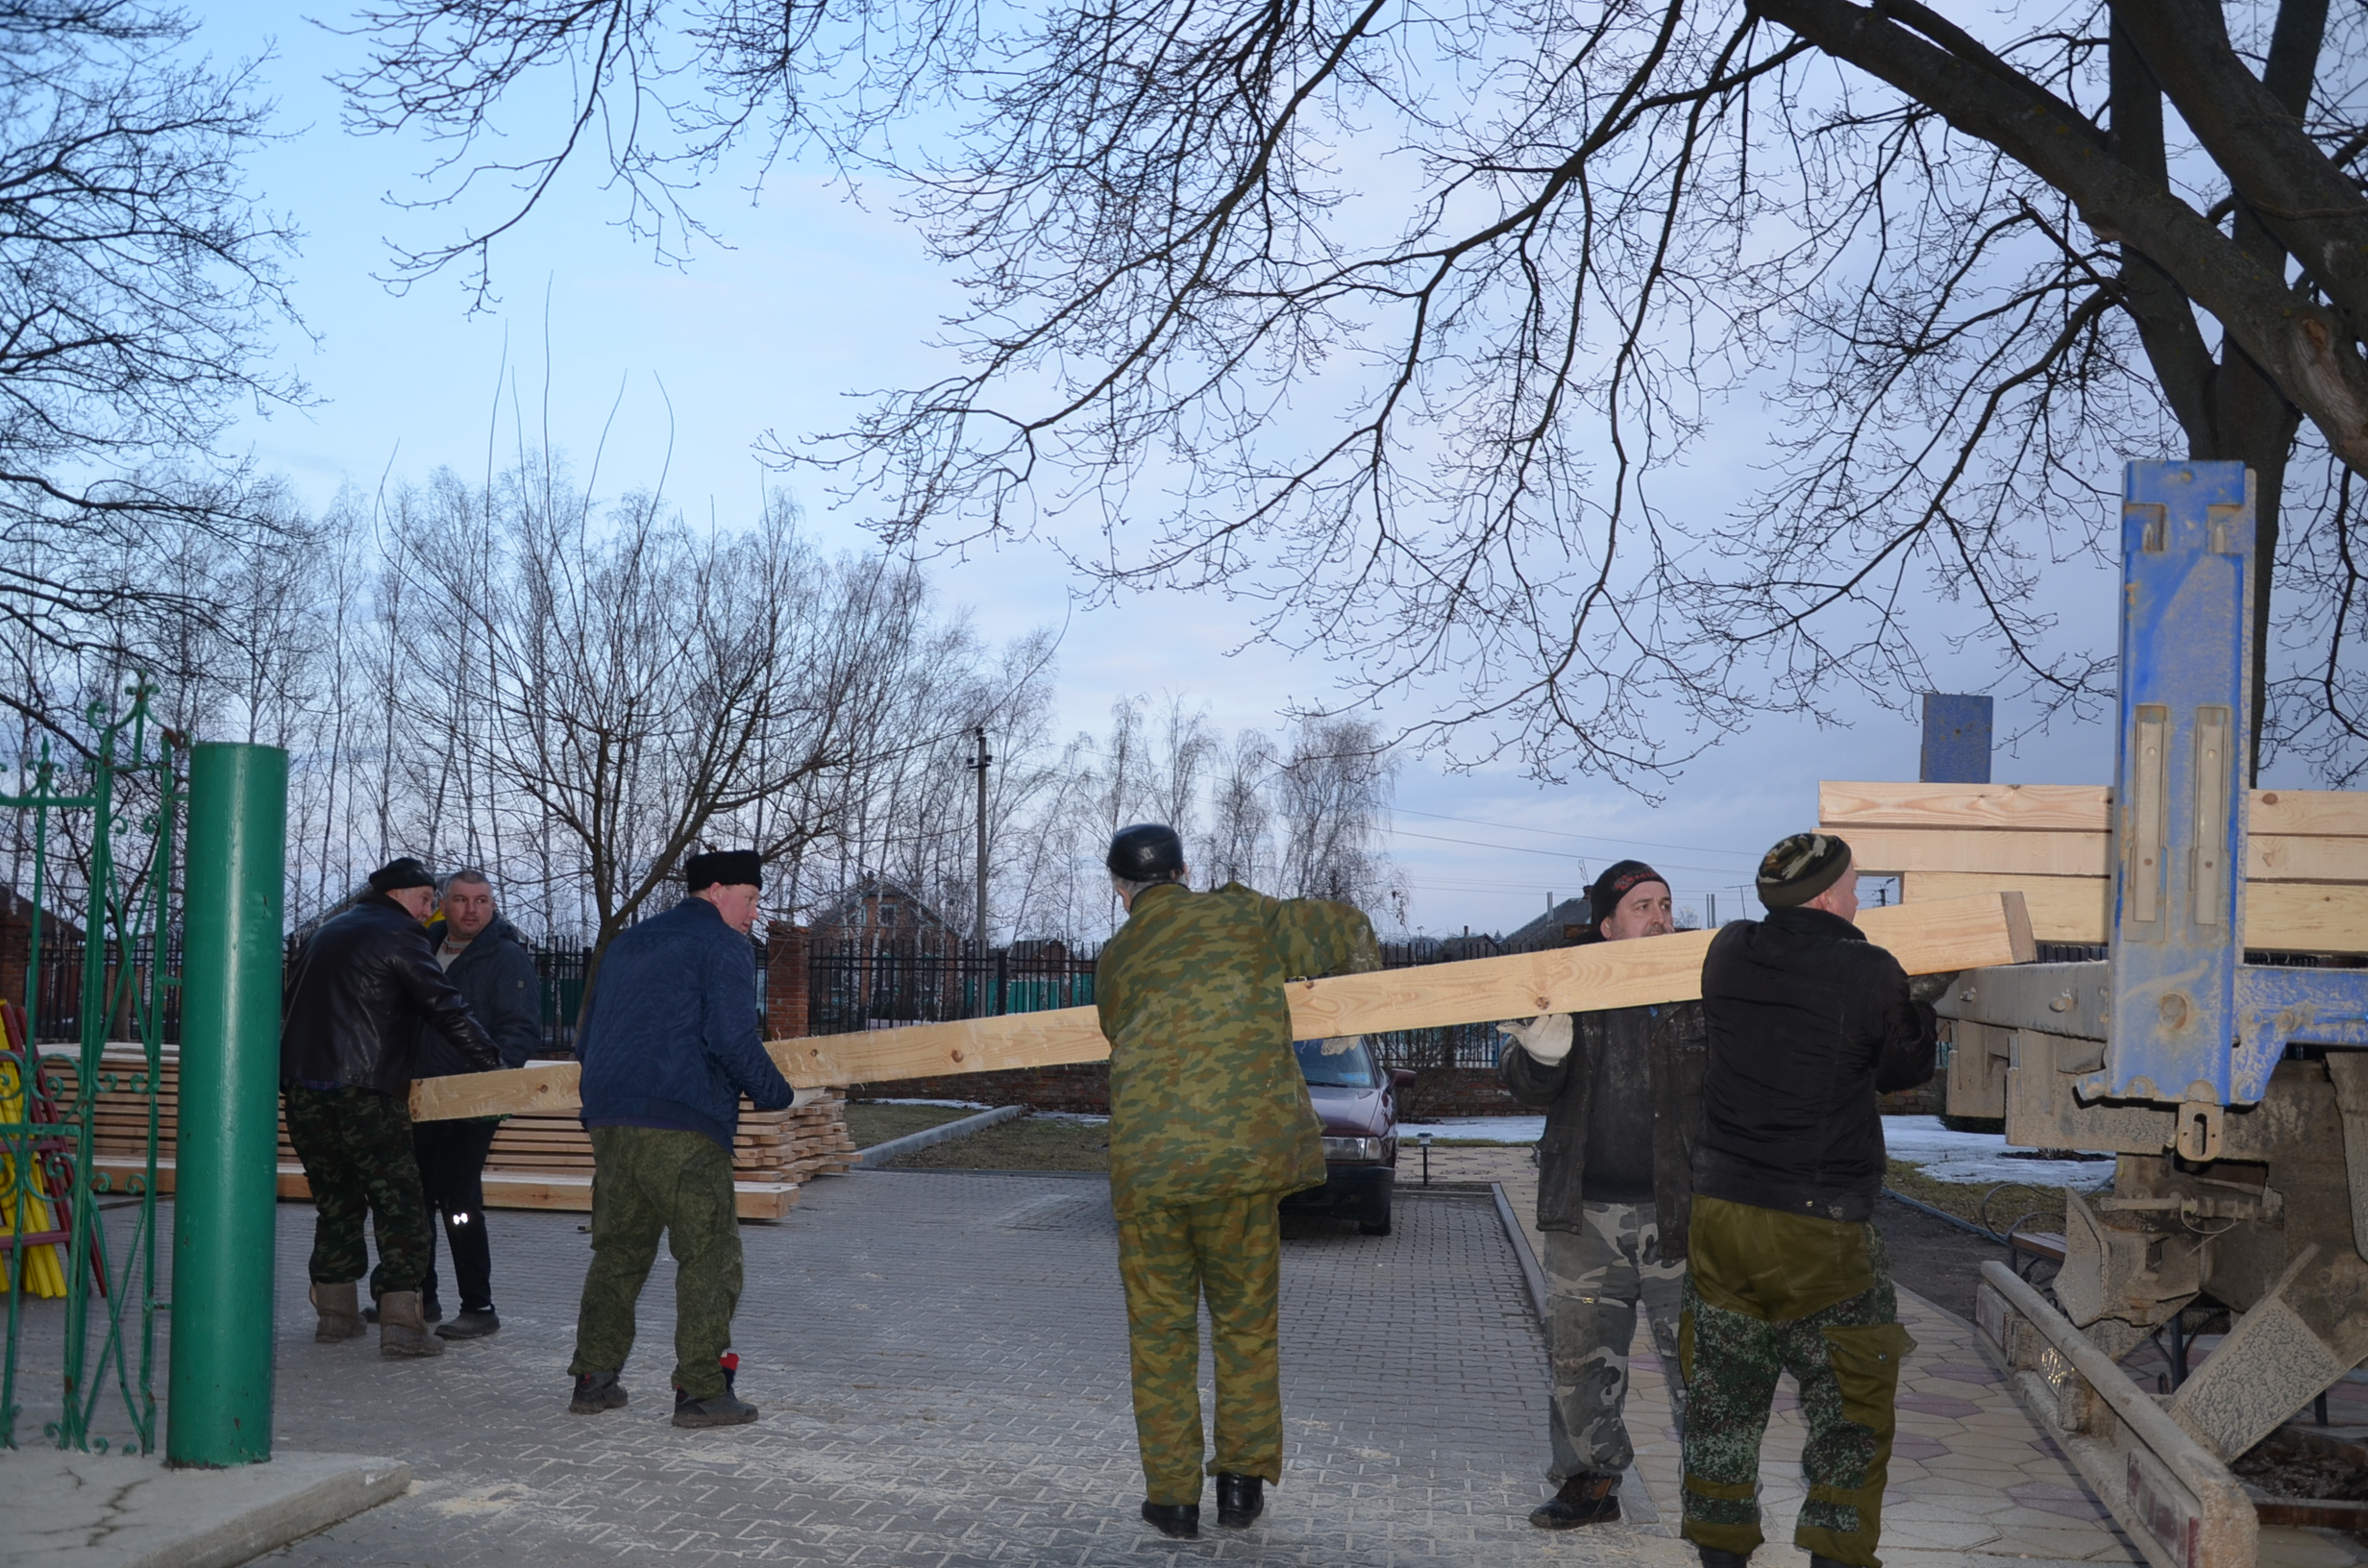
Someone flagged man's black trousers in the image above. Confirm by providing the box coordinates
[413,1118,501,1313]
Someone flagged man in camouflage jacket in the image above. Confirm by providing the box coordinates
[1096,822,1380,1542]
[1499,859,1707,1530]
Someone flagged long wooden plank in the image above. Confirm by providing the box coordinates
[1898,871,2368,951]
[1843,827,2109,878]
[1822,780,2368,838]
[1820,781,2111,831]
[410,893,2034,1120]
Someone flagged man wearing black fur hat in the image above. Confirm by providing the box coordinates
[1679,833,1942,1568]
[282,857,504,1358]
[568,848,798,1429]
[1497,859,1706,1529]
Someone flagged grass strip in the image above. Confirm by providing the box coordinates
[845,1101,989,1148]
[881,1113,1110,1171]
[1885,1159,2064,1233]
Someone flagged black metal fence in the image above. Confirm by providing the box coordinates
[801,934,1513,1070]
[23,937,184,1043]
[807,942,1099,1036]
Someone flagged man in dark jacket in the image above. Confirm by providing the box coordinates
[282,857,503,1359]
[567,849,796,1429]
[1680,833,1940,1568]
[1499,859,1707,1530]
[410,868,541,1339]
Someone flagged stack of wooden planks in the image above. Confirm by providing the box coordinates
[1821,781,2368,951]
[39,1045,854,1220]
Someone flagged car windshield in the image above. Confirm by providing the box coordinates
[1294,1036,1378,1089]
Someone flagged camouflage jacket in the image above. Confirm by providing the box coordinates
[1097,880,1380,1213]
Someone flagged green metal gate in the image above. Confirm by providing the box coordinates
[0,679,181,1451]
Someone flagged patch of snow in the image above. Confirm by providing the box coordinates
[1403,1115,1546,1144]
[1883,1115,2115,1190]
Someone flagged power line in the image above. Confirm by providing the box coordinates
[1391,805,1760,863]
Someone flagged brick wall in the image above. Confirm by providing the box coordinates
[765,921,809,1041]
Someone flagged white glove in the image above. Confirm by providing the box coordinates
[1497,1013,1573,1066]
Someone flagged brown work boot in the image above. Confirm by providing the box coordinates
[1528,1472,1620,1528]
[377,1290,446,1359]
[310,1281,365,1342]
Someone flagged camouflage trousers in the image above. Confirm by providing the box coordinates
[569,1126,743,1400]
[283,1084,432,1299]
[1679,1196,1913,1568]
[1116,1193,1283,1506]
[1545,1199,1688,1480]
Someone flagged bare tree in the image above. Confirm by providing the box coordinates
[387,464,961,995]
[1272,719,1403,920]
[1206,728,1276,890]
[0,0,306,747]
[331,0,2368,783]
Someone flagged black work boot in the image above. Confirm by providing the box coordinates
[1215,1473,1264,1528]
[570,1371,628,1414]
[1529,1472,1620,1528]
[1140,1501,1199,1539]
[1809,1556,1858,1568]
[673,1386,760,1428]
[1699,1550,1754,1568]
[435,1308,501,1340]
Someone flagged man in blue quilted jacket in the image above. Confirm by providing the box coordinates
[566,848,796,1428]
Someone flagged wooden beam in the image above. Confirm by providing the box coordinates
[1843,827,2110,878]
[411,892,2034,1120]
[1819,781,2110,831]
[1896,871,2368,951]
[1822,780,2368,839]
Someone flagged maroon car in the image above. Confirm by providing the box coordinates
[1277,1036,1416,1235]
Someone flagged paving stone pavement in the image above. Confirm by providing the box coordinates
[191,1171,1699,1567]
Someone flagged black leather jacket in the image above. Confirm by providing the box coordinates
[1501,999,1707,1257]
[1694,905,1936,1223]
[282,893,500,1095]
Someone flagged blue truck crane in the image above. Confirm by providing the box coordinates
[1942,460,2368,1568]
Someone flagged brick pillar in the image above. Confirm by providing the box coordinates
[0,904,28,1014]
[765,920,809,1040]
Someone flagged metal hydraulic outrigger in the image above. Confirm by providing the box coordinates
[1943,461,2368,1568]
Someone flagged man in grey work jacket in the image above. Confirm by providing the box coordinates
[1498,859,1706,1529]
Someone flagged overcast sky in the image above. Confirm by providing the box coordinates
[203,2,2176,936]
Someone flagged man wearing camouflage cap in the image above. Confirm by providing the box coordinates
[1096,822,1380,1542]
[1498,858,1706,1529]
[1680,834,1944,1568]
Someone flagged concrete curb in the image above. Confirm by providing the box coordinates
[0,1448,410,1568]
[1490,1180,1550,1330]
[856,1104,1025,1167]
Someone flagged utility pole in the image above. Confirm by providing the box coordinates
[968,725,991,952]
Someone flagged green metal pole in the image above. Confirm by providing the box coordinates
[166,743,285,1467]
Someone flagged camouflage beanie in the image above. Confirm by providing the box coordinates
[1756,832,1852,909]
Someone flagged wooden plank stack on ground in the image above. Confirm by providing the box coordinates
[1820,781,2368,951]
[37,1045,854,1219]
[412,890,2037,1121]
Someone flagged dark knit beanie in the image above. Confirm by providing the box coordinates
[1756,832,1852,908]
[367,857,435,894]
[1587,860,1669,930]
[685,849,764,891]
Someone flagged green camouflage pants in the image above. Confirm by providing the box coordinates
[1546,1198,1688,1480]
[283,1084,432,1299]
[1679,1196,1912,1568]
[569,1126,743,1400]
[1116,1193,1283,1506]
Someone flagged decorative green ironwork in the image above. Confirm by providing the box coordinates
[0,679,181,1451]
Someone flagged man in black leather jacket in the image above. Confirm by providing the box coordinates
[1499,859,1706,1531]
[410,868,542,1339]
[282,857,500,1358]
[1679,833,1941,1568]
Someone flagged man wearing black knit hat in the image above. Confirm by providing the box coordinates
[1678,833,1942,1568]
[283,857,504,1358]
[1497,858,1706,1529]
[568,847,798,1428]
